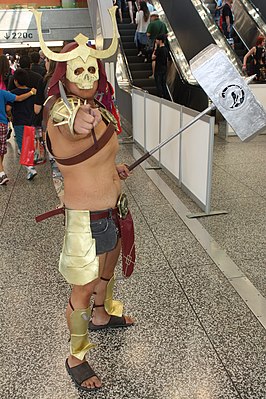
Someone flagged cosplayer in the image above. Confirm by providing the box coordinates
[33,7,135,392]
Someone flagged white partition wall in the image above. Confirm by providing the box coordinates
[145,95,160,161]
[181,108,214,210]
[160,102,182,180]
[132,91,145,148]
[131,90,214,213]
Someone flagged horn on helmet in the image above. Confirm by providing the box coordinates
[32,6,118,62]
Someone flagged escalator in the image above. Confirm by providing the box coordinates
[248,0,266,23]
[202,0,246,62]
[117,0,266,112]
[117,10,157,95]
[117,3,210,111]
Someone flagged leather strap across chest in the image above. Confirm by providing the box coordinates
[46,121,115,166]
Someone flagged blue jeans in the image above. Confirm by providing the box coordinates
[14,125,25,151]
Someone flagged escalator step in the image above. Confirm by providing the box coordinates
[125,48,139,56]
[121,36,135,43]
[127,56,143,63]
[123,42,137,49]
[131,70,153,79]
[130,63,152,71]
[133,78,157,87]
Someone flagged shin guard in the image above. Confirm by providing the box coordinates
[104,276,123,317]
[69,307,95,360]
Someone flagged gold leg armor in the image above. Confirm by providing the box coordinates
[103,276,124,317]
[70,307,95,360]
[59,209,99,286]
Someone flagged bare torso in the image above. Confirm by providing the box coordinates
[47,119,121,211]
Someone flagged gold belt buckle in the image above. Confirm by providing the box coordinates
[117,193,129,219]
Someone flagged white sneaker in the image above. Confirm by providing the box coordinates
[27,170,37,181]
[0,174,9,185]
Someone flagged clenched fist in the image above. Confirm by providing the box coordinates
[73,104,102,135]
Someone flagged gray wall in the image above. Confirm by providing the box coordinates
[159,0,215,61]
[0,8,92,44]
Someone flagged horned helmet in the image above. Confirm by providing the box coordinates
[32,7,118,90]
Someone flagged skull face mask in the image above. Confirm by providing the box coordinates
[66,56,99,90]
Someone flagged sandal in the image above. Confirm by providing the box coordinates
[65,359,101,392]
[89,313,134,331]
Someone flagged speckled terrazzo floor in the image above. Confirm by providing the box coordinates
[0,132,265,399]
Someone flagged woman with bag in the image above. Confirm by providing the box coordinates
[135,1,150,57]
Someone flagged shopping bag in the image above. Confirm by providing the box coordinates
[20,126,46,166]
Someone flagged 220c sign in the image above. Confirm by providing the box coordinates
[4,32,33,40]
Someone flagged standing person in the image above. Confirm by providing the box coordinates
[34,57,57,121]
[6,69,38,180]
[242,35,266,80]
[34,57,65,207]
[30,51,46,77]
[152,34,170,100]
[146,11,168,75]
[39,49,46,67]
[0,85,36,185]
[0,55,13,90]
[113,0,126,23]
[33,6,135,392]
[214,0,223,27]
[126,1,134,24]
[222,0,234,47]
[135,1,150,57]
[145,0,155,12]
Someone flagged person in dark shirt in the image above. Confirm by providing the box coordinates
[7,55,43,127]
[6,68,38,180]
[152,34,170,100]
[222,0,234,47]
[30,51,46,77]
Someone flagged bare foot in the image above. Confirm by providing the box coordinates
[67,355,102,390]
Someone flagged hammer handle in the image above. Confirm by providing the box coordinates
[128,152,151,171]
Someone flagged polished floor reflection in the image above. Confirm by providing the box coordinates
[0,131,265,399]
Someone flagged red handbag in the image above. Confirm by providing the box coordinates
[20,126,46,166]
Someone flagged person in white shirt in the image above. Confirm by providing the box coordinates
[135,1,150,56]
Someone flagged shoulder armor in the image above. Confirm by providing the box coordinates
[99,107,118,131]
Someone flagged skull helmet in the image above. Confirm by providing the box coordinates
[32,7,118,91]
[66,55,99,90]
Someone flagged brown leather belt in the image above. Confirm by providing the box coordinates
[35,207,118,223]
